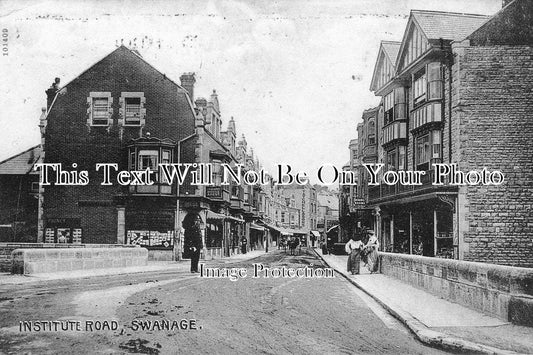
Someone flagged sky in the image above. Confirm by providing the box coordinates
[0,0,502,183]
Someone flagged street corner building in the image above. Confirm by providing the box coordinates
[34,46,198,255]
[341,0,533,267]
[0,45,320,262]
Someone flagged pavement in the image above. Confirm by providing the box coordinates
[314,248,533,355]
[0,250,266,285]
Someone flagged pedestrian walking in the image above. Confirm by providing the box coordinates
[345,237,364,274]
[241,237,247,254]
[183,212,203,273]
[363,230,380,273]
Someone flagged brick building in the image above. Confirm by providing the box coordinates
[358,0,533,266]
[0,146,41,242]
[38,46,196,252]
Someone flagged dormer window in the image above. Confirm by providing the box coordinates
[87,92,112,127]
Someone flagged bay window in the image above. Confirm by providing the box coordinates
[127,140,175,195]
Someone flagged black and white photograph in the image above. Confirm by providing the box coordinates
[0,0,532,353]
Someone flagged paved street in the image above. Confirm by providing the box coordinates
[0,249,447,354]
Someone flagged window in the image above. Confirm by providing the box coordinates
[398,146,406,170]
[427,62,442,100]
[138,150,158,170]
[212,159,222,185]
[413,69,427,107]
[432,130,441,160]
[387,149,397,170]
[416,134,430,170]
[384,92,394,125]
[368,119,375,145]
[92,98,110,125]
[31,181,40,192]
[87,92,112,127]
[129,151,136,171]
[120,93,145,127]
[161,150,171,183]
[125,97,141,125]
[394,87,406,120]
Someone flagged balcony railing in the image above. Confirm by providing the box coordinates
[382,120,407,145]
[367,168,456,202]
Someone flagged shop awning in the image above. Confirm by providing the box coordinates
[226,215,245,223]
[206,210,226,221]
[290,228,308,235]
[250,223,265,231]
[279,228,293,236]
[206,211,244,223]
[311,230,321,237]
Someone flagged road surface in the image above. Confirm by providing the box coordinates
[0,248,448,354]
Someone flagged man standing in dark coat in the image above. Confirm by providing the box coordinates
[183,213,203,273]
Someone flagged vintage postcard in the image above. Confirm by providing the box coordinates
[1,0,532,354]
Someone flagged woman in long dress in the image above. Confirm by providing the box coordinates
[345,238,364,274]
[364,231,380,273]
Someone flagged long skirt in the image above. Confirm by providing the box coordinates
[366,248,379,273]
[347,250,361,274]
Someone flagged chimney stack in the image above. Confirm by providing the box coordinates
[180,72,196,100]
[45,77,60,109]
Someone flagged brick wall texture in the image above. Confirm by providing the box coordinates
[43,46,195,244]
[454,45,533,266]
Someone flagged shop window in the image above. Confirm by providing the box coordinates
[44,227,82,244]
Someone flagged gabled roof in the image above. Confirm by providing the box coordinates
[369,41,401,92]
[395,10,490,74]
[49,45,197,117]
[381,41,401,64]
[411,10,490,41]
[0,145,42,175]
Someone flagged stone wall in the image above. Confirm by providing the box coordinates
[11,247,147,275]
[0,243,138,272]
[380,252,533,326]
[452,44,533,267]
